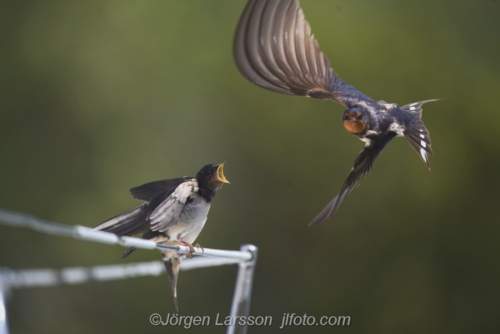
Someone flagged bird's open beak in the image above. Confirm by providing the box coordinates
[216,163,230,184]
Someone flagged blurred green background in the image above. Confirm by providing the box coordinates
[1,0,499,333]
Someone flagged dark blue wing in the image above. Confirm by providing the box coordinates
[309,134,395,226]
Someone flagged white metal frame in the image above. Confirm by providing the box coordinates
[0,209,258,334]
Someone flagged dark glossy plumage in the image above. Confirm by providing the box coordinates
[234,0,440,226]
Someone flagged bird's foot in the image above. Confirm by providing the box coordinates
[180,241,196,259]
[194,243,204,253]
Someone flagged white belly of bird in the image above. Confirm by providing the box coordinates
[389,122,405,137]
[169,198,211,244]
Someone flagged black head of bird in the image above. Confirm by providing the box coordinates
[233,0,442,226]
[196,163,230,192]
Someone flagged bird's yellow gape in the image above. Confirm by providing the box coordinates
[216,162,230,184]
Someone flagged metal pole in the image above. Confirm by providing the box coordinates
[226,244,258,334]
[0,277,9,334]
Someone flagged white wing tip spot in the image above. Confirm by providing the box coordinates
[421,141,427,148]
[420,148,427,162]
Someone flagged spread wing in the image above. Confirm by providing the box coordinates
[309,135,395,226]
[234,0,374,106]
[149,180,199,233]
[95,177,195,236]
[130,177,192,202]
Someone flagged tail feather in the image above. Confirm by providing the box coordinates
[94,204,150,237]
[401,99,442,169]
[400,98,443,116]
[404,120,434,169]
[163,256,181,313]
[121,247,137,258]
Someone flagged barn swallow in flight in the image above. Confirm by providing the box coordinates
[233,0,440,226]
[95,163,229,312]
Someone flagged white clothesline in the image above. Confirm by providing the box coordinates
[0,208,252,261]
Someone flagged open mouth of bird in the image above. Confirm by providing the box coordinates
[216,163,230,184]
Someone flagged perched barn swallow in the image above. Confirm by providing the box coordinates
[233,0,440,226]
[94,163,230,312]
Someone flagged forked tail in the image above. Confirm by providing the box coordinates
[401,99,442,169]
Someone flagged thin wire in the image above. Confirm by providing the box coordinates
[0,257,242,290]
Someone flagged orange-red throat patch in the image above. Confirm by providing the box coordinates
[343,119,366,134]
